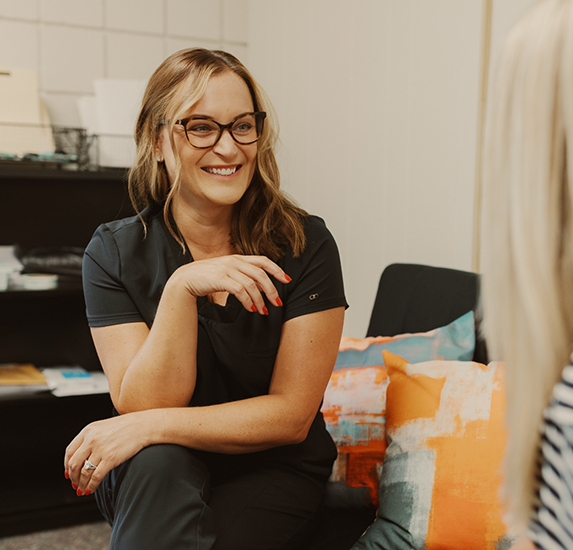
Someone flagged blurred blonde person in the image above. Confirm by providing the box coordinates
[482,1,573,548]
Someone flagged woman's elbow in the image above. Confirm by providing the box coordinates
[114,391,192,415]
[285,416,314,445]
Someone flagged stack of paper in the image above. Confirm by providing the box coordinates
[0,363,49,395]
[41,366,109,397]
[0,67,55,155]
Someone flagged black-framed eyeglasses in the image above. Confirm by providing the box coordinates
[175,111,266,149]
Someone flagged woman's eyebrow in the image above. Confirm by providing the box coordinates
[185,113,212,120]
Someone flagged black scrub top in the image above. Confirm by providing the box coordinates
[83,203,347,479]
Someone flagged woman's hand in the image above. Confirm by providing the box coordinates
[64,411,157,496]
[172,255,291,314]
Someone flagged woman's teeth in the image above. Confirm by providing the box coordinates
[205,166,238,176]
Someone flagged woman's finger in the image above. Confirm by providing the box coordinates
[177,254,291,314]
[76,457,103,495]
[234,255,292,285]
[224,271,270,314]
[225,257,289,311]
[64,432,84,474]
[64,414,150,497]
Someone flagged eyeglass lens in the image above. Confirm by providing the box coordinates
[184,113,263,148]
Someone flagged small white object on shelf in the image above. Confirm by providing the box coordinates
[21,273,58,290]
[0,246,22,291]
[41,366,109,397]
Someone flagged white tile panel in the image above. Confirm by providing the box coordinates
[223,0,248,43]
[40,0,103,28]
[40,24,104,93]
[105,0,163,34]
[167,0,220,41]
[0,0,39,21]
[107,32,164,80]
[41,91,82,126]
[0,20,39,71]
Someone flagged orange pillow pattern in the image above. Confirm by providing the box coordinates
[351,351,510,549]
[321,312,476,508]
[322,364,389,506]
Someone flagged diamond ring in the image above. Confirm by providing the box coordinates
[83,459,98,470]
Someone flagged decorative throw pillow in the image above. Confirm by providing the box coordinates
[350,351,512,550]
[321,311,476,508]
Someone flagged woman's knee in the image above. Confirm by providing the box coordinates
[106,446,215,550]
[129,444,206,477]
[124,444,210,496]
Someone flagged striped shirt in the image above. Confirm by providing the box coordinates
[529,362,573,549]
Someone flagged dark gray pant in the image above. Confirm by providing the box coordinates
[95,445,325,550]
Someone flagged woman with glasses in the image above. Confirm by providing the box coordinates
[63,48,346,550]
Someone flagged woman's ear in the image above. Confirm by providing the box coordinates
[155,131,165,163]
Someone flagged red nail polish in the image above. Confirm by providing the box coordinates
[284,274,292,282]
[263,306,269,316]
[76,488,83,496]
[85,489,91,496]
[276,297,283,307]
[64,470,69,479]
[72,482,78,490]
[251,304,257,312]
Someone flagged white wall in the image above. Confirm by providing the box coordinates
[0,0,248,127]
[249,0,483,337]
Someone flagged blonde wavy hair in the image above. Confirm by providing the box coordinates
[482,0,573,535]
[128,48,307,260]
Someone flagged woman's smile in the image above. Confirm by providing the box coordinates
[202,164,242,177]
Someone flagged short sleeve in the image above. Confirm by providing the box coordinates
[281,216,348,322]
[83,224,144,327]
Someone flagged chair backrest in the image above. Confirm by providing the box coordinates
[366,263,488,364]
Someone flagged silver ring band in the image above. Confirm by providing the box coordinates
[83,459,97,470]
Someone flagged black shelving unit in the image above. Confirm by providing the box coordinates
[0,166,133,536]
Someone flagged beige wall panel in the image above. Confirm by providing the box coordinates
[249,0,482,337]
[0,20,39,71]
[105,0,163,34]
[223,0,248,43]
[40,24,104,93]
[40,0,103,28]
[107,32,165,80]
[167,0,220,40]
[0,0,39,21]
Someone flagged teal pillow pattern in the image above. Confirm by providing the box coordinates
[332,310,475,372]
[321,311,476,508]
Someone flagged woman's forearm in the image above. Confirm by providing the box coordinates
[114,279,200,413]
[147,393,314,454]
[65,390,316,497]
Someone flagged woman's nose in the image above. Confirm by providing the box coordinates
[212,129,238,156]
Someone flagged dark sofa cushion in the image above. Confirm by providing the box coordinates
[366,263,487,364]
